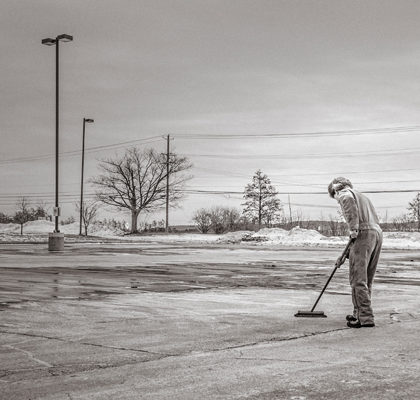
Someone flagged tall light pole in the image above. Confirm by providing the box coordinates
[79,118,94,235]
[165,134,170,233]
[42,34,73,251]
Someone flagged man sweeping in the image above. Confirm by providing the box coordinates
[328,177,383,328]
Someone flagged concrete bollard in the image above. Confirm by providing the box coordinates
[48,232,64,251]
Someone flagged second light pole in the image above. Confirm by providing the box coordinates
[79,118,94,236]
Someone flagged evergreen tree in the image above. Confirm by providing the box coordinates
[242,170,283,229]
[408,192,420,231]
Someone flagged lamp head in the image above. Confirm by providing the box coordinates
[42,38,56,46]
[57,34,73,42]
[84,118,94,123]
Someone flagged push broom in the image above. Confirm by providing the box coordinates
[295,237,355,318]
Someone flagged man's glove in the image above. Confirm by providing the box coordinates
[349,230,359,239]
[335,256,345,268]
[336,237,356,267]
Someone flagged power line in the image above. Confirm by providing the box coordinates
[194,166,420,178]
[174,125,420,139]
[180,189,420,195]
[2,185,419,200]
[183,147,420,160]
[0,136,163,165]
[2,124,420,166]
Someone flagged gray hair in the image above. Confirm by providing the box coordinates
[328,177,353,198]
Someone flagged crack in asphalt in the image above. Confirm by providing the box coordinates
[234,357,313,362]
[3,344,53,368]
[187,327,350,356]
[0,321,413,378]
[0,326,349,377]
[0,330,170,358]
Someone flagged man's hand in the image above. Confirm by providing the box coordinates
[349,230,359,239]
[335,256,344,268]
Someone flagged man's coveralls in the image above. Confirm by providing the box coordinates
[336,188,383,325]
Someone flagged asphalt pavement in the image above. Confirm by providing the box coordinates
[1,242,419,399]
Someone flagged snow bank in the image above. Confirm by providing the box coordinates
[0,220,55,234]
[0,222,420,249]
[245,228,288,242]
[217,231,254,244]
[60,222,124,237]
[242,227,420,249]
[383,232,420,250]
[126,233,222,243]
[243,226,341,247]
[21,220,55,233]
[0,223,20,233]
[0,220,125,238]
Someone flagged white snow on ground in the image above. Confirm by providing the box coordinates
[217,231,254,243]
[0,220,124,237]
[242,226,346,247]
[0,222,419,249]
[0,223,20,233]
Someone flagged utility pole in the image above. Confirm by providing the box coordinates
[288,194,292,228]
[165,134,170,232]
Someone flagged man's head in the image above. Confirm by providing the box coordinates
[328,177,353,198]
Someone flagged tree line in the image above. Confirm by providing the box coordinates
[2,145,420,235]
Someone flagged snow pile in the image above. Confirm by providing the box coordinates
[243,227,420,249]
[217,231,254,244]
[59,222,79,235]
[0,221,420,249]
[0,220,125,238]
[383,231,420,249]
[0,220,54,234]
[287,227,323,242]
[0,233,45,242]
[245,226,339,247]
[21,220,55,234]
[60,222,125,237]
[0,223,20,233]
[246,228,288,242]
[128,233,222,243]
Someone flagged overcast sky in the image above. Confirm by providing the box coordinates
[1,0,420,225]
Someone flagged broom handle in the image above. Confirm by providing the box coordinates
[310,238,355,312]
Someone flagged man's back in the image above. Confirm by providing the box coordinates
[336,188,381,232]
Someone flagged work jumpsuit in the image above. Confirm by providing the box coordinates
[336,188,383,325]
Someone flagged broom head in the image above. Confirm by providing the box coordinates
[294,310,327,318]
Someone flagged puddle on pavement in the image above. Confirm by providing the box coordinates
[1,245,419,309]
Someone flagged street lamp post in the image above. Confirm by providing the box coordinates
[79,118,94,235]
[42,34,73,251]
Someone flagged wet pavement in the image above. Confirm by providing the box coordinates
[0,242,419,399]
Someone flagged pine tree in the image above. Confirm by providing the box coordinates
[242,170,283,229]
[408,192,420,231]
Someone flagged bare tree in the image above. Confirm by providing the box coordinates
[192,208,212,233]
[209,207,227,234]
[0,212,12,223]
[193,206,241,234]
[75,201,100,236]
[14,197,31,235]
[92,147,192,233]
[33,201,49,220]
[391,214,411,232]
[293,209,304,228]
[223,208,241,231]
[328,214,340,236]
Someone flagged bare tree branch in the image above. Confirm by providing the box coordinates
[91,147,192,233]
